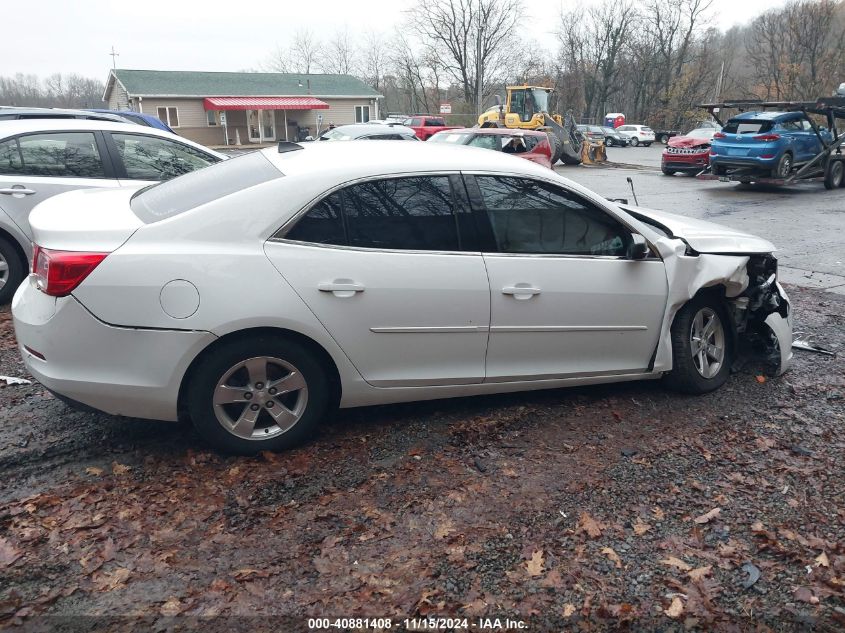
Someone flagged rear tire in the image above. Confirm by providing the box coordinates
[629,137,640,147]
[605,137,614,147]
[663,295,732,394]
[824,160,843,190]
[773,152,793,179]
[186,334,333,454]
[0,236,25,305]
[658,134,669,144]
[643,142,652,147]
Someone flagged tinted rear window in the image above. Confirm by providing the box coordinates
[722,119,773,134]
[130,151,281,223]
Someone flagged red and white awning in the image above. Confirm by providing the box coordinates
[203,97,330,111]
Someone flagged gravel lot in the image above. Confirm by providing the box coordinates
[1,150,844,631]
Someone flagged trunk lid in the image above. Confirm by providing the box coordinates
[28,187,143,252]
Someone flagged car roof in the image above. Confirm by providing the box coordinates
[443,127,546,137]
[333,124,415,136]
[0,107,129,122]
[730,111,795,121]
[266,139,552,179]
[0,119,226,157]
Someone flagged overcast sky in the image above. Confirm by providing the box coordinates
[4,0,787,80]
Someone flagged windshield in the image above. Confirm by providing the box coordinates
[529,89,550,113]
[685,128,715,139]
[319,129,354,141]
[428,132,474,144]
[131,151,282,223]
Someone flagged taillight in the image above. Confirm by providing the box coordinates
[713,132,726,139]
[32,246,108,297]
[754,134,781,142]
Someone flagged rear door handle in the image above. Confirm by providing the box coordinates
[502,285,541,300]
[0,187,36,196]
[318,281,365,297]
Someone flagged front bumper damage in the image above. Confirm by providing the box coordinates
[653,242,793,376]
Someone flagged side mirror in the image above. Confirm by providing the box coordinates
[628,234,650,260]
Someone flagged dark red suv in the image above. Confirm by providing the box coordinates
[427,128,553,169]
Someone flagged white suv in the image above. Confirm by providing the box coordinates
[615,125,656,147]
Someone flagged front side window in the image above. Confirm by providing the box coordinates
[111,133,217,180]
[282,176,464,251]
[467,135,499,150]
[476,176,630,257]
[9,132,105,178]
[157,106,179,128]
[355,105,370,123]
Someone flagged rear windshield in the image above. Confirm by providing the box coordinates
[130,151,282,223]
[722,119,773,134]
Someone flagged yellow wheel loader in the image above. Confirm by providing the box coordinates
[478,86,584,165]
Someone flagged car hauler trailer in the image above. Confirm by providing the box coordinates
[696,97,845,189]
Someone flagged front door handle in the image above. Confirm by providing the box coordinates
[318,280,365,298]
[0,187,36,197]
[502,285,541,300]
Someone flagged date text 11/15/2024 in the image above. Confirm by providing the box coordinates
[307,617,528,630]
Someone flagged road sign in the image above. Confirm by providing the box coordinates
[440,103,452,114]
[219,112,227,126]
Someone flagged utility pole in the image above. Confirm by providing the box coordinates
[110,46,119,70]
[476,21,484,117]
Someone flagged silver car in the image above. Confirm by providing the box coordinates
[0,119,224,303]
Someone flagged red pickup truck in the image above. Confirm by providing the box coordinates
[402,115,461,140]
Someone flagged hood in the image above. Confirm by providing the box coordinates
[620,205,775,254]
[667,135,711,149]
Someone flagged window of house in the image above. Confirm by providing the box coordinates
[207,110,218,126]
[157,106,180,128]
[4,132,105,178]
[281,176,463,251]
[475,176,630,257]
[355,105,371,123]
[110,133,217,181]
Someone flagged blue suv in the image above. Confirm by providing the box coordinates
[709,111,832,179]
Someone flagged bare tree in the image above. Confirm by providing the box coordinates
[360,30,389,91]
[0,73,104,108]
[319,29,356,74]
[408,0,521,109]
[291,29,321,75]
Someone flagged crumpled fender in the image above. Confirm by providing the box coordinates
[652,238,749,373]
[764,282,793,375]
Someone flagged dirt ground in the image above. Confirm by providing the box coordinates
[0,285,844,632]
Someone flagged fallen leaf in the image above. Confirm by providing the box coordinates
[652,507,665,520]
[794,586,819,604]
[694,507,721,524]
[755,375,766,384]
[688,566,712,581]
[563,603,576,617]
[0,538,22,567]
[526,550,544,576]
[661,556,693,571]
[633,519,651,535]
[95,567,131,592]
[539,568,563,588]
[112,462,131,476]
[578,512,603,538]
[602,547,622,569]
[816,552,830,568]
[434,520,455,540]
[751,521,765,532]
[85,467,104,477]
[665,596,684,618]
[160,597,183,617]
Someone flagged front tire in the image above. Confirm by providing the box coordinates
[605,137,614,147]
[664,295,731,394]
[658,134,669,144]
[186,334,332,454]
[824,160,843,190]
[662,167,676,176]
[0,236,25,305]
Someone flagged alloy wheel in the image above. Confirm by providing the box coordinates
[778,154,792,178]
[689,307,725,379]
[0,251,8,291]
[212,356,308,440]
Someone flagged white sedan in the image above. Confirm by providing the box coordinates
[12,141,792,454]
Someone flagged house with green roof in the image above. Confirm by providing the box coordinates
[103,69,383,146]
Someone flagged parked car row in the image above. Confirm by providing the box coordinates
[576,124,656,147]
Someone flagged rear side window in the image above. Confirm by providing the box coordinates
[282,176,473,252]
[111,133,217,181]
[723,119,773,134]
[131,151,282,223]
[1,132,105,178]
